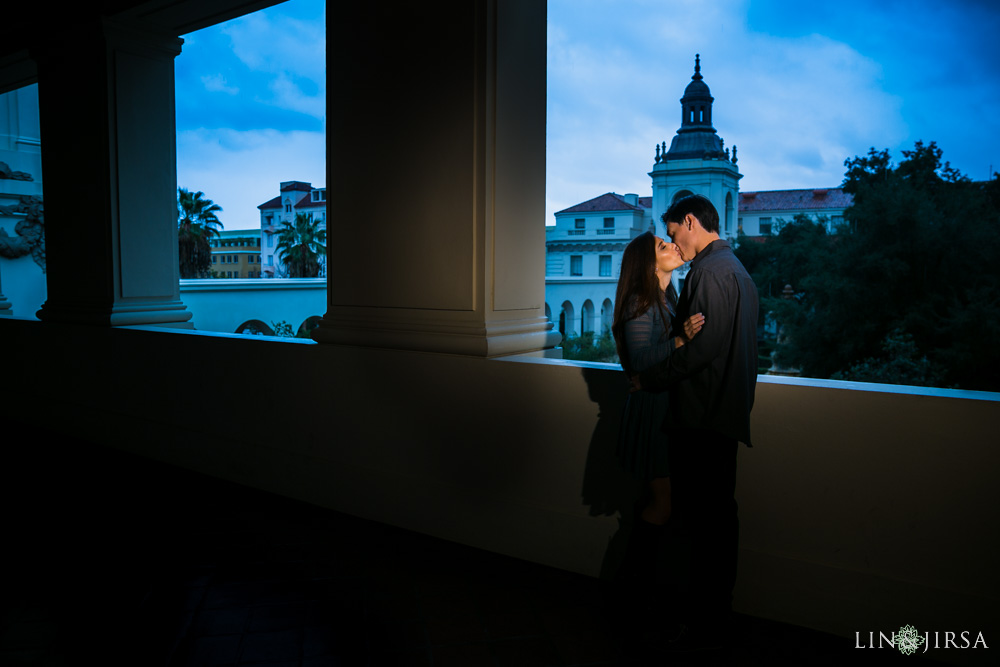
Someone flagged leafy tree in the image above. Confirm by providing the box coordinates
[736,141,1000,391]
[178,188,223,278]
[831,328,947,387]
[561,330,620,364]
[270,320,296,337]
[276,212,327,278]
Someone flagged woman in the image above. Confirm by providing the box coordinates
[611,231,703,580]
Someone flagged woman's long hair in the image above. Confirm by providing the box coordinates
[611,231,675,375]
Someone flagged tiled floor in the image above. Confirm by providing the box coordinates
[2,434,929,666]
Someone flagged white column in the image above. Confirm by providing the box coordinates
[312,0,558,356]
[33,21,192,327]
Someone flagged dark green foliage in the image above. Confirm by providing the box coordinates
[561,330,620,364]
[736,141,1000,391]
[276,212,326,278]
[832,328,947,387]
[270,320,296,337]
[178,188,223,278]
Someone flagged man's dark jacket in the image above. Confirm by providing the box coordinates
[638,239,759,445]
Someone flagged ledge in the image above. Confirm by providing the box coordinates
[499,353,1000,402]
[120,323,318,344]
[180,278,327,292]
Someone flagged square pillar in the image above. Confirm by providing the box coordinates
[33,21,192,327]
[312,0,558,356]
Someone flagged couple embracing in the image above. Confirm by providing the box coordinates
[611,194,758,652]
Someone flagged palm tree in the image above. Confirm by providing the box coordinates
[276,212,326,278]
[177,188,224,278]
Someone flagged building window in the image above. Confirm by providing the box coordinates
[603,217,614,228]
[570,255,582,276]
[599,255,611,277]
[267,233,273,248]
[759,217,772,236]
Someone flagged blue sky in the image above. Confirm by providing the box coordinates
[175,0,1000,231]
[176,0,326,231]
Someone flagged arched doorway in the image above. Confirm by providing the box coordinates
[581,299,595,334]
[559,300,576,337]
[601,298,613,333]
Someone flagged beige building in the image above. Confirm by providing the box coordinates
[210,229,262,279]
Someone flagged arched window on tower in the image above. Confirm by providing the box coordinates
[672,189,695,205]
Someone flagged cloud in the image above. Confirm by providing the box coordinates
[718,33,905,190]
[545,0,915,223]
[177,128,326,231]
[219,9,325,121]
[224,12,325,81]
[201,74,239,95]
[268,73,325,120]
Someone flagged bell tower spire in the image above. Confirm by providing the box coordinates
[680,53,714,132]
[649,54,742,239]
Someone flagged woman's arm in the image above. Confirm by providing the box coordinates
[624,308,674,374]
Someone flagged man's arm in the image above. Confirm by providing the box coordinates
[637,269,735,391]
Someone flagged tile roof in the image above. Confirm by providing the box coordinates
[295,193,326,209]
[556,192,646,215]
[739,188,851,212]
[258,193,326,210]
[558,189,850,217]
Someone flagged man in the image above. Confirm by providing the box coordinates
[632,194,758,648]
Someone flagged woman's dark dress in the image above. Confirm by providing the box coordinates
[617,294,676,481]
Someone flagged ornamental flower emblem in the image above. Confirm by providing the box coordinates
[896,625,925,655]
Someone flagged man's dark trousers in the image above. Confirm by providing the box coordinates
[669,427,739,625]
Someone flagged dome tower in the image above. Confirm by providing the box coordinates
[649,55,741,239]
